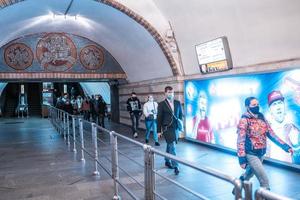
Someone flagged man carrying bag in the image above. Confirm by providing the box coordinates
[157,86,183,175]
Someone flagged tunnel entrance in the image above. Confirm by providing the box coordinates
[0,82,117,122]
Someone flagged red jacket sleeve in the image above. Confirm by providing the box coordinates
[237,117,248,165]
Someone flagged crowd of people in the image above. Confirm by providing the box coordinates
[55,93,107,128]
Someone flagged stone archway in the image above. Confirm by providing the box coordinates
[0,0,181,76]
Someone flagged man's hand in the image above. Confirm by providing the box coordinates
[158,132,162,138]
[289,148,294,156]
[240,164,247,169]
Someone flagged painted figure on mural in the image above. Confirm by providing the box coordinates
[192,91,214,143]
[266,90,300,164]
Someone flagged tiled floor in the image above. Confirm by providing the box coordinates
[0,117,299,200]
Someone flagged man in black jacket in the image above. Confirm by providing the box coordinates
[127,92,142,138]
[157,86,183,175]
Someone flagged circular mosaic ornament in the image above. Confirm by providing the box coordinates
[80,45,104,70]
[36,33,77,72]
[4,43,33,70]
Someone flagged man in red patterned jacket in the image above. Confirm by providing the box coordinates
[236,96,293,191]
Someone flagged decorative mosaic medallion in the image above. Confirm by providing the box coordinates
[80,45,104,70]
[36,33,77,72]
[4,43,33,70]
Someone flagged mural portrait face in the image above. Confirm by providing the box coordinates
[269,100,285,123]
[198,93,207,117]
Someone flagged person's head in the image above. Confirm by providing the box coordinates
[245,97,260,114]
[148,95,154,102]
[165,86,174,100]
[63,93,68,99]
[131,92,137,98]
[268,91,285,123]
[198,91,207,117]
[95,95,99,100]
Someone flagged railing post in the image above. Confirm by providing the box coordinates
[92,123,100,176]
[233,178,242,200]
[63,112,66,141]
[244,181,253,200]
[79,118,85,162]
[144,145,155,200]
[56,109,59,131]
[110,131,121,200]
[67,113,70,146]
[59,110,62,135]
[255,188,263,200]
[72,116,77,153]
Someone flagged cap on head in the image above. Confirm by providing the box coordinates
[268,91,284,106]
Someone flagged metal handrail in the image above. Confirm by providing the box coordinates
[47,106,292,200]
[48,105,241,200]
[255,188,295,200]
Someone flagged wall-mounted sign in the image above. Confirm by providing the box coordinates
[64,84,67,94]
[21,84,24,94]
[195,37,232,74]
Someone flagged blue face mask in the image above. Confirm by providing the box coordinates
[167,94,174,100]
[249,106,259,114]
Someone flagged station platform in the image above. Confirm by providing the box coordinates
[0,118,299,200]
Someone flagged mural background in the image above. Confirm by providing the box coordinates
[185,68,300,165]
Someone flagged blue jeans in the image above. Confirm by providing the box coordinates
[145,120,158,142]
[165,142,178,168]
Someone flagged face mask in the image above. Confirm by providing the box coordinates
[167,94,174,100]
[249,106,259,114]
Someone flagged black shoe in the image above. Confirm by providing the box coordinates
[145,139,149,144]
[174,167,179,175]
[165,162,174,169]
[155,142,160,146]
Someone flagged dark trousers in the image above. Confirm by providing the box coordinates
[130,113,140,134]
[98,114,105,128]
[83,111,90,121]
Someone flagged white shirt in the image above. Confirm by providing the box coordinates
[266,112,294,163]
[143,101,158,119]
[166,98,174,111]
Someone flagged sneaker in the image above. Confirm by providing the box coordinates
[155,142,160,146]
[145,139,149,144]
[165,162,174,169]
[174,167,180,175]
[133,132,138,138]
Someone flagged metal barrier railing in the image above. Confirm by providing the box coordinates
[47,106,294,200]
[255,188,294,200]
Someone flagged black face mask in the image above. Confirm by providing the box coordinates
[249,106,259,114]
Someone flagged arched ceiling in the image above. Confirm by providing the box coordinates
[0,0,176,82]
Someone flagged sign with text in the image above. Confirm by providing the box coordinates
[195,37,232,74]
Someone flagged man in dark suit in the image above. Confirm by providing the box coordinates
[157,86,183,175]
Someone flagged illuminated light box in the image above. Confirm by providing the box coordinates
[184,68,300,166]
[195,37,233,74]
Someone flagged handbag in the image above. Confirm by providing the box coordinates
[145,102,156,121]
[146,114,155,121]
